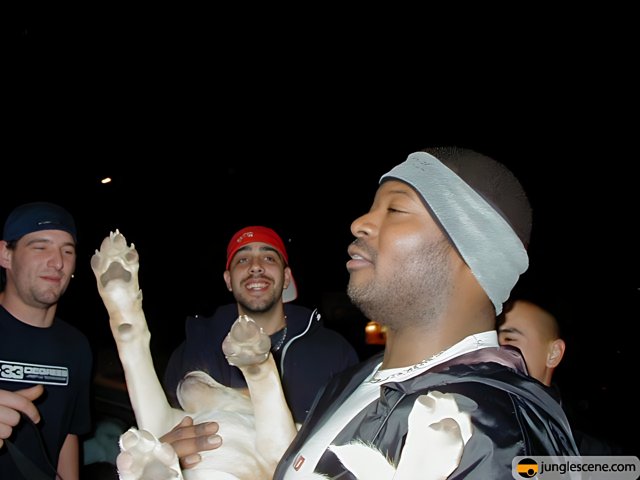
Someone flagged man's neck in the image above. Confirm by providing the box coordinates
[1,294,57,328]
[237,305,287,335]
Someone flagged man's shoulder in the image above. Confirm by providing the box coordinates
[285,304,347,333]
[283,303,314,319]
[55,317,91,346]
[185,304,238,326]
[420,360,573,435]
[284,305,358,357]
[181,304,238,345]
[405,353,559,412]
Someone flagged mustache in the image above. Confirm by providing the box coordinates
[244,274,273,283]
[350,238,376,260]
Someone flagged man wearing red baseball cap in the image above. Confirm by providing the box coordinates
[225,226,298,303]
[163,226,358,424]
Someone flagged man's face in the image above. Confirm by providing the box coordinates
[497,303,553,383]
[346,180,455,329]
[5,229,76,308]
[224,242,290,314]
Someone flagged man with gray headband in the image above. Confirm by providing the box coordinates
[274,147,579,479]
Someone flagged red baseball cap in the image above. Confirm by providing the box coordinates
[226,226,298,303]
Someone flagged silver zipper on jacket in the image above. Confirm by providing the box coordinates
[279,308,318,375]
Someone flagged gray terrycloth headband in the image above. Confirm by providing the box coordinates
[380,151,529,315]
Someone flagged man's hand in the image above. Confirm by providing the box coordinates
[159,416,222,469]
[0,385,44,448]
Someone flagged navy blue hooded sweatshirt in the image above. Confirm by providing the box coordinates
[163,303,359,423]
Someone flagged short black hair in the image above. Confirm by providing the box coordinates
[423,146,532,248]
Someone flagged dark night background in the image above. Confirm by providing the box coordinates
[4,8,639,457]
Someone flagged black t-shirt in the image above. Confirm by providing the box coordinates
[0,306,93,479]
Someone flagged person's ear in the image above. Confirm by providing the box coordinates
[223,270,232,292]
[0,240,11,269]
[547,338,566,368]
[283,266,292,290]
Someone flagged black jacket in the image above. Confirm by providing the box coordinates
[163,303,359,423]
[274,346,579,479]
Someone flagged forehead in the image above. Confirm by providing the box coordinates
[502,310,540,336]
[19,229,76,246]
[377,179,423,200]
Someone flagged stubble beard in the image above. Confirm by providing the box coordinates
[237,292,281,316]
[26,278,68,309]
[234,274,283,315]
[347,237,453,331]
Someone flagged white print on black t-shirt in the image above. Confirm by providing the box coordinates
[0,359,68,385]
